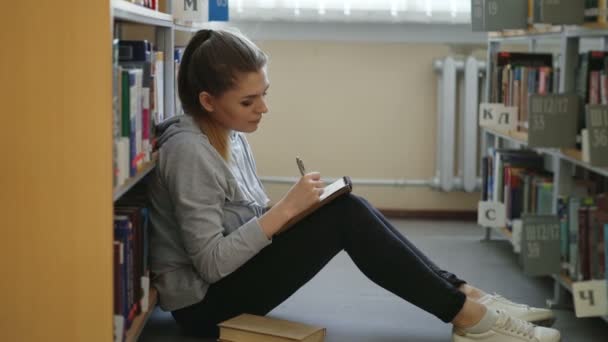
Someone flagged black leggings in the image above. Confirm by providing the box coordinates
[171,193,467,338]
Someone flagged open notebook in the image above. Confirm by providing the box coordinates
[277,176,353,234]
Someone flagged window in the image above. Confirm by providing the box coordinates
[232,0,471,23]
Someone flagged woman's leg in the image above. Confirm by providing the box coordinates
[356,196,467,289]
[171,193,466,338]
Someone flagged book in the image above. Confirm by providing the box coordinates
[605,223,608,284]
[218,314,325,342]
[277,176,353,234]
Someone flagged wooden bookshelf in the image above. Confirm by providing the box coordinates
[3,1,113,340]
[125,288,158,342]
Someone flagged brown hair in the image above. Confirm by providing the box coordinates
[177,29,268,161]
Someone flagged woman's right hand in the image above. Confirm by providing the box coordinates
[278,172,325,220]
[258,172,325,239]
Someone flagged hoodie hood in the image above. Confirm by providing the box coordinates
[155,115,238,150]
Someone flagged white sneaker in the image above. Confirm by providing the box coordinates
[453,310,561,342]
[479,293,556,327]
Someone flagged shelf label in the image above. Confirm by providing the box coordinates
[479,103,518,131]
[471,0,528,32]
[478,201,506,228]
[528,94,578,148]
[173,0,229,22]
[521,214,561,276]
[536,0,584,25]
[512,219,522,254]
[174,0,207,22]
[209,0,229,21]
[585,105,608,167]
[572,280,608,318]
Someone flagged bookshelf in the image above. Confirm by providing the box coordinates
[109,0,178,340]
[480,11,608,322]
[3,1,113,341]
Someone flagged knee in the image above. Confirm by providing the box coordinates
[329,193,374,220]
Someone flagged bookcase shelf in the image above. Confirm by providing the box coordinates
[481,18,608,324]
[112,0,173,28]
[488,26,563,41]
[551,274,608,323]
[482,127,608,178]
[113,158,157,202]
[125,287,158,342]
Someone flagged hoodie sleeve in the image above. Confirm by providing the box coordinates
[162,138,272,284]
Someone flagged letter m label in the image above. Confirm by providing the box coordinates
[184,0,198,11]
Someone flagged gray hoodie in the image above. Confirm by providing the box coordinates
[148,115,272,311]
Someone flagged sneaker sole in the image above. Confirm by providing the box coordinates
[531,317,556,327]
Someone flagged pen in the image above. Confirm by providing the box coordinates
[296,156,306,176]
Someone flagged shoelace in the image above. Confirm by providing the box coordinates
[496,310,536,341]
[492,293,531,310]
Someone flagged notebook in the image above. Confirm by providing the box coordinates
[277,176,353,234]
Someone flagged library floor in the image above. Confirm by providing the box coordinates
[140,220,608,342]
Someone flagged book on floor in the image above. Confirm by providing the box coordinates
[218,314,326,342]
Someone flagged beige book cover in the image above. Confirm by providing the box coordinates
[218,314,325,342]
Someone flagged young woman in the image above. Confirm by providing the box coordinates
[148,29,561,342]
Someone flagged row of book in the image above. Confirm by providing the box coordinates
[114,192,151,342]
[490,52,557,131]
[112,39,165,187]
[576,51,608,131]
[481,148,608,283]
[557,192,608,282]
[481,149,553,223]
[123,0,160,11]
[488,50,608,140]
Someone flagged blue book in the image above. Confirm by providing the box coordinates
[114,216,133,329]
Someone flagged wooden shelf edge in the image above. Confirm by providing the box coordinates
[125,287,158,342]
[551,273,608,322]
[113,158,157,202]
[482,127,528,145]
[488,25,563,40]
[499,226,513,240]
[112,0,173,27]
[482,127,608,177]
[582,22,608,30]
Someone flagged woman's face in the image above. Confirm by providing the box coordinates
[200,68,270,133]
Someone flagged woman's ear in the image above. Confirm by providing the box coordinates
[199,91,215,112]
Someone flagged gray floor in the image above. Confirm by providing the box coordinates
[140,220,608,342]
